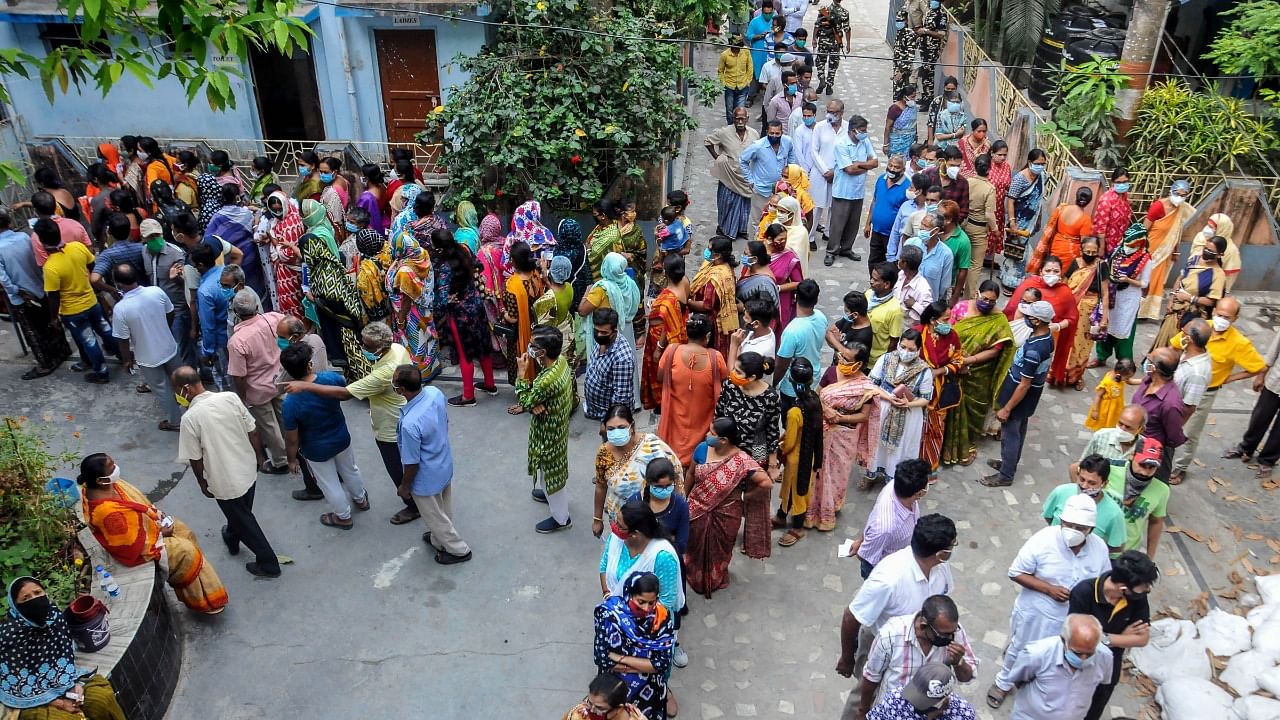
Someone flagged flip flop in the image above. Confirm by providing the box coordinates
[320,512,353,530]
[986,685,1007,709]
[353,493,370,512]
[136,383,151,394]
[778,529,805,547]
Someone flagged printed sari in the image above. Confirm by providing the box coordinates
[689,261,739,358]
[592,595,674,720]
[387,231,441,378]
[889,102,918,158]
[599,433,685,524]
[302,199,371,378]
[1151,257,1225,349]
[920,325,963,475]
[941,302,1015,464]
[807,373,881,531]
[1064,258,1104,386]
[266,191,305,320]
[503,271,544,384]
[641,288,688,410]
[1139,198,1196,320]
[685,449,764,598]
[769,248,804,330]
[477,213,507,352]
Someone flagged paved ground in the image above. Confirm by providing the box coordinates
[2,2,1275,718]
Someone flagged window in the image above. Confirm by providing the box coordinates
[40,24,110,57]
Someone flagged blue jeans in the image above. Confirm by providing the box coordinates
[723,87,749,124]
[62,305,118,376]
[171,308,199,368]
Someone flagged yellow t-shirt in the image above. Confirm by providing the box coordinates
[865,291,903,368]
[43,241,98,316]
[345,342,410,442]
[1172,327,1267,388]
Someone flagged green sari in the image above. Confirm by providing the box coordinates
[588,222,622,281]
[941,306,1015,465]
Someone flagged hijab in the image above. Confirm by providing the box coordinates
[507,200,556,249]
[455,200,479,231]
[597,252,641,322]
[301,198,340,260]
[480,212,504,246]
[776,195,804,227]
[0,576,83,710]
[386,229,432,295]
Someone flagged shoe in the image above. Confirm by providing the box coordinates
[809,239,818,252]
[70,362,88,372]
[435,549,473,565]
[448,395,477,407]
[84,372,109,384]
[824,253,835,267]
[532,488,548,504]
[421,531,433,546]
[986,458,1002,471]
[261,462,289,475]
[979,473,1013,488]
[824,86,834,96]
[245,562,281,578]
[291,489,324,501]
[673,643,689,668]
[221,525,240,556]
[477,383,499,396]
[848,252,862,262]
[535,516,572,533]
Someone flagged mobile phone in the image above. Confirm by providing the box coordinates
[541,249,553,261]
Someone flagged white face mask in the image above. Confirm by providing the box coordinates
[1114,429,1136,444]
[1042,274,1061,287]
[137,151,149,160]
[906,188,919,200]
[898,349,919,363]
[945,166,960,180]
[1201,225,1214,237]
[100,466,121,485]
[1212,315,1232,333]
[1061,525,1087,548]
[1170,195,1185,207]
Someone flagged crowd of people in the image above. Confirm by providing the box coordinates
[0,1,1275,717]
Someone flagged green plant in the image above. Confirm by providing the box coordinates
[1125,79,1278,176]
[0,418,83,615]
[423,0,717,211]
[1204,1,1280,81]
[1049,57,1128,169]
[1036,119,1085,150]
[971,0,1062,66]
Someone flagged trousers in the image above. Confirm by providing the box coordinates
[308,445,368,520]
[1241,386,1280,467]
[1172,388,1218,474]
[247,397,288,467]
[215,483,279,573]
[1095,332,1136,363]
[537,470,570,524]
[964,224,990,299]
[827,198,864,255]
[867,231,890,272]
[999,413,1030,482]
[414,484,471,556]
[138,355,185,426]
[377,439,415,510]
[63,304,118,375]
[723,87,749,124]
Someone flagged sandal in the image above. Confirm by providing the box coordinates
[771,515,788,530]
[158,420,180,432]
[390,507,420,525]
[986,684,1007,709]
[1073,379,1086,391]
[353,493,370,512]
[778,529,806,547]
[320,512,353,530]
[1258,466,1274,481]
[506,404,526,415]
[21,366,56,380]
[1223,447,1250,461]
[1086,358,1104,369]
[136,383,151,394]
[1168,471,1185,486]
[70,362,88,372]
[856,473,877,492]
[978,473,1013,488]
[958,450,977,467]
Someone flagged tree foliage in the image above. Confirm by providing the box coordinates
[1204,0,1280,80]
[1125,79,1277,177]
[1049,57,1127,169]
[423,0,717,211]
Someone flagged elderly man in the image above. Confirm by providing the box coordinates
[860,596,977,717]
[1104,438,1168,558]
[983,300,1055,488]
[740,120,796,226]
[810,99,848,246]
[38,218,117,384]
[583,308,634,421]
[705,107,760,239]
[226,289,289,474]
[110,264,184,431]
[1227,323,1280,481]
[893,244,934,334]
[516,324,576,534]
[852,459,929,578]
[863,155,911,271]
[1042,454,1126,555]
[394,364,472,564]
[867,663,977,720]
[283,321,417,525]
[888,174,931,265]
[1070,551,1157,720]
[988,495,1110,709]
[1170,297,1266,483]
[836,514,957,694]
[1071,404,1147,481]
[1133,346,1186,480]
[1001,614,1112,720]
[826,114,879,266]
[139,217,197,367]
[172,365,281,577]
[0,206,70,378]
[910,213,954,305]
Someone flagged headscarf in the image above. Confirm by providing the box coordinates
[597,252,641,321]
[506,200,555,249]
[389,184,424,240]
[549,255,573,283]
[355,227,386,258]
[301,198,340,260]
[556,217,584,250]
[455,200,479,231]
[480,213,504,246]
[783,164,810,192]
[386,229,432,295]
[776,195,803,227]
[97,142,122,176]
[0,576,85,709]
[1170,179,1191,195]
[1208,213,1234,242]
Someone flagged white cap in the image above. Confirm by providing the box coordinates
[1024,299,1056,322]
[1060,493,1097,527]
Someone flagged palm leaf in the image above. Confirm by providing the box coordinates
[1000,0,1061,64]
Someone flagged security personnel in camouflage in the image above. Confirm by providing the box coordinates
[813,0,849,95]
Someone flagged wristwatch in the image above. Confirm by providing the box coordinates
[1101,634,1112,647]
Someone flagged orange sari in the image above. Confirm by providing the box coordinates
[641,288,688,410]
[504,271,544,383]
[1028,203,1093,275]
[83,480,228,614]
[1139,199,1196,320]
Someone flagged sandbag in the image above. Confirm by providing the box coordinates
[1221,650,1276,696]
[1156,678,1233,720]
[1231,694,1280,720]
[1258,575,1280,605]
[1255,616,1280,661]
[1199,608,1254,656]
[1130,618,1211,683]
[1258,665,1280,696]
[1249,604,1277,630]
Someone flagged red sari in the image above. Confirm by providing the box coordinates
[1091,188,1133,256]
[919,325,964,475]
[988,159,1012,255]
[641,288,688,410]
[685,449,764,598]
[266,191,305,320]
[1005,276,1079,387]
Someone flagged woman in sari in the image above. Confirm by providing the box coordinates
[642,255,689,412]
[808,342,880,529]
[432,228,495,405]
[987,140,1012,258]
[78,453,227,615]
[207,184,268,303]
[1091,168,1133,256]
[867,329,934,483]
[883,84,919,160]
[292,150,323,203]
[782,164,816,225]
[580,252,642,363]
[684,417,772,598]
[588,199,624,281]
[757,226,802,332]
[388,183,424,243]
[303,199,371,378]
[714,346,780,558]
[1094,225,1152,365]
[554,217,592,310]
[999,149,1047,293]
[503,241,545,388]
[941,280,1015,465]
[593,573,675,720]
[1061,237,1108,389]
[1,577,126,720]
[617,200,648,295]
[1138,179,1197,321]
[353,216,392,322]
[775,194,811,278]
[354,163,387,235]
[918,301,964,480]
[592,406,685,536]
[453,200,480,254]
[1028,187,1093,275]
[657,314,728,467]
[477,209,508,353]
[736,240,780,309]
[1189,212,1241,291]
[247,156,275,204]
[957,118,990,179]
[263,190,305,320]
[536,256,578,375]
[1006,256,1078,388]
[562,674,647,720]
[688,236,740,358]
[1151,235,1226,349]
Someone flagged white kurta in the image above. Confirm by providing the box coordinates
[809,119,847,209]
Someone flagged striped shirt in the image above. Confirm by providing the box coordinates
[858,483,919,566]
[863,613,979,692]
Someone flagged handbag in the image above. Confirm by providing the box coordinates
[491,320,518,342]
[935,376,961,410]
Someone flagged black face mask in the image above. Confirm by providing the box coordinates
[768,135,781,146]
[921,619,954,648]
[594,332,615,347]
[16,595,53,625]
[1125,465,1154,501]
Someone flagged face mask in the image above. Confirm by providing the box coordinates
[976,299,996,313]
[611,521,629,540]
[703,248,712,261]
[898,349,919,363]
[606,427,632,446]
[1212,315,1231,332]
[1113,182,1130,194]
[594,332,615,347]
[1114,429,1136,444]
[1201,225,1214,237]
[145,237,166,253]
[1061,525,1087,548]
[924,202,939,215]
[855,131,869,142]
[207,164,220,174]
[705,433,720,448]
[887,169,902,180]
[362,349,380,363]
[345,222,360,233]
[1042,274,1060,286]
[935,322,952,335]
[826,112,839,125]
[15,595,53,626]
[276,337,292,350]
[803,116,816,127]
[298,166,311,177]
[906,99,917,107]
[627,598,652,618]
[768,135,781,146]
[1064,648,1088,670]
[1169,195,1184,207]
[741,254,754,266]
[100,466,120,485]
[1142,359,1154,376]
[137,151,149,160]
[1030,164,1046,176]
[947,101,961,113]
[729,371,752,387]
[1124,465,1154,501]
[175,390,190,408]
[916,229,932,244]
[895,20,905,29]
[1120,243,1138,256]
[1025,318,1039,330]
[929,0,940,8]
[650,485,675,500]
[1082,253,1098,263]
[946,166,960,180]
[795,40,806,48]
[1080,484,1104,498]
[837,361,858,376]
[220,286,236,302]
[906,188,919,200]
[319,172,335,184]
[924,624,954,648]
[786,83,797,94]
[916,157,929,170]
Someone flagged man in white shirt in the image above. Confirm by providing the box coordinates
[110,264,183,430]
[1169,318,1212,483]
[858,595,977,716]
[782,0,806,32]
[789,101,819,175]
[893,244,934,333]
[836,514,957,691]
[1003,614,1112,720]
[810,99,847,246]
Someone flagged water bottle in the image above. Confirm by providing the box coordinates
[96,565,108,592]
[102,572,120,598]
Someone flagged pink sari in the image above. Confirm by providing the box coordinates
[477,213,507,352]
[267,191,305,320]
[806,373,882,529]
[769,249,804,330]
[685,449,764,598]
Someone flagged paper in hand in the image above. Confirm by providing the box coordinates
[838,538,856,558]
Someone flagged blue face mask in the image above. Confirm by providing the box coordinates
[916,157,929,169]
[298,166,311,177]
[895,20,905,30]
[276,337,291,350]
[855,131,868,142]
[344,222,359,233]
[741,253,754,266]
[362,349,380,363]
[947,101,962,113]
[704,248,712,261]
[319,172,335,184]
[916,229,932,243]
[606,427,632,447]
[786,83,798,94]
[935,322,952,335]
[220,286,236,301]
[1064,648,1088,670]
[803,116,817,127]
[1114,182,1130,194]
[1030,164,1046,176]
[925,202,939,215]
[705,433,720,448]
[650,485,675,500]
[929,0,940,8]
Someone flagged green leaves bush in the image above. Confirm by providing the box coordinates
[1125,80,1277,177]
[1049,57,1127,169]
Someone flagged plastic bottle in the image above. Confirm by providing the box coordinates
[96,565,108,591]
[102,572,120,598]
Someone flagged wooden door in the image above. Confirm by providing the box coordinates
[375,30,442,145]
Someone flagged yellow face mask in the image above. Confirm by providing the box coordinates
[174,386,190,408]
[837,361,861,376]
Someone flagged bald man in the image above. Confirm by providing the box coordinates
[1134,347,1186,481]
[998,614,1111,719]
[1071,404,1148,482]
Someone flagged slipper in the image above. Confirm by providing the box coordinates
[21,366,56,380]
[157,420,180,432]
[389,508,420,525]
[771,516,788,530]
[778,529,805,547]
[986,684,1007,709]
[136,383,151,394]
[958,450,977,467]
[1223,447,1250,461]
[353,493,370,512]
[507,404,526,415]
[1258,466,1274,480]
[70,362,88,372]
[320,512,353,530]
[856,473,877,492]
[1168,471,1185,486]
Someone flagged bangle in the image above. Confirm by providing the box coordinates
[593,517,603,522]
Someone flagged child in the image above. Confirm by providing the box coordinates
[649,205,689,297]
[666,189,693,239]
[1085,358,1136,431]
[777,357,823,546]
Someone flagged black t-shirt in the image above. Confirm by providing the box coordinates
[835,318,874,352]
[1068,573,1151,685]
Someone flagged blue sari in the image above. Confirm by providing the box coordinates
[593,595,675,719]
[999,170,1045,290]
[888,102,918,157]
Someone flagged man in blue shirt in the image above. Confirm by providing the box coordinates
[863,155,910,273]
[984,300,1056,488]
[887,174,931,264]
[395,363,472,564]
[745,1,777,96]
[191,242,231,390]
[915,213,955,301]
[280,342,369,530]
[0,206,70,377]
[774,279,828,417]
[826,114,879,266]
[739,120,795,227]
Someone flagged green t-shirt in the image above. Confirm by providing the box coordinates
[944,227,971,284]
[1041,483,1127,552]
[1104,466,1169,552]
